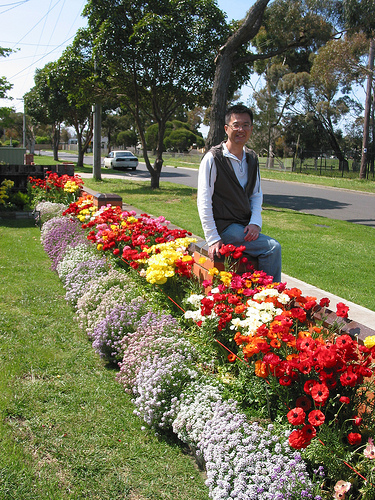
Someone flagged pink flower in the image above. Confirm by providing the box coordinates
[364,437,375,459]
[333,480,351,499]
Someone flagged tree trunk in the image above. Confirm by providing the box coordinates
[53,124,60,161]
[205,0,270,150]
[76,130,84,168]
[206,52,233,150]
[150,158,163,189]
[360,38,375,179]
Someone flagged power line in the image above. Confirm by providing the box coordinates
[10,0,64,50]
[9,34,75,80]
[0,0,30,14]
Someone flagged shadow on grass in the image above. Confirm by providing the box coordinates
[0,217,38,229]
[85,178,196,198]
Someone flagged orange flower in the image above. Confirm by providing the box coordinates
[287,353,299,361]
[234,332,250,346]
[243,337,265,358]
[298,331,311,339]
[270,339,281,349]
[285,287,302,299]
[234,303,246,314]
[227,353,237,363]
[255,359,269,378]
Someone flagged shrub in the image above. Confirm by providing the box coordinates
[133,351,198,430]
[40,216,87,271]
[91,297,148,363]
[116,312,188,393]
[198,401,316,500]
[76,269,140,337]
[35,201,68,225]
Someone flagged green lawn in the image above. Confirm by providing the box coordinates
[33,151,375,193]
[0,219,209,500]
[82,177,375,312]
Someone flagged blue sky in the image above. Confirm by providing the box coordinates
[0,0,256,113]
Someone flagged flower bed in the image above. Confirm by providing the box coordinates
[35,192,375,500]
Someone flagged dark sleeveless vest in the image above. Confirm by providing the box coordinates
[209,143,259,235]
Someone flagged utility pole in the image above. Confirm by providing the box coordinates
[93,102,102,180]
[360,38,375,179]
[92,58,102,181]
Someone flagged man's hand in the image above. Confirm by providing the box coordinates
[244,224,260,242]
[208,240,223,259]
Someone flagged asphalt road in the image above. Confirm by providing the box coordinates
[44,151,375,228]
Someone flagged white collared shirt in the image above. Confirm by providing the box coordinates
[197,143,263,246]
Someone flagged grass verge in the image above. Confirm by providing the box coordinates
[0,218,208,500]
[33,151,375,193]
[82,177,375,312]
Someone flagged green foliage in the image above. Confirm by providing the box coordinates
[164,129,203,152]
[146,120,203,152]
[35,135,51,144]
[83,0,230,182]
[3,139,19,147]
[116,129,137,148]
[342,0,375,37]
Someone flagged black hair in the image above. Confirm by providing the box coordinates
[225,104,254,125]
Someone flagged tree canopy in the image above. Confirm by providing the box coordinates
[83,0,230,187]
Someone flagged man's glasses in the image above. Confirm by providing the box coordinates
[226,122,252,131]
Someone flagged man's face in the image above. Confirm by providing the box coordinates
[224,113,253,147]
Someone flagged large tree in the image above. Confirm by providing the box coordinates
[24,62,68,159]
[0,47,13,100]
[0,47,14,125]
[291,33,369,169]
[206,0,334,150]
[56,32,96,168]
[83,0,230,188]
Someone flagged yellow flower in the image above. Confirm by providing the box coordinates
[220,271,232,286]
[126,216,138,223]
[181,255,193,263]
[364,335,375,349]
[198,257,206,264]
[208,267,219,276]
[63,180,80,193]
[97,244,103,251]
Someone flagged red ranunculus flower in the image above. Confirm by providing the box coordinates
[303,379,318,395]
[347,432,362,445]
[340,367,358,387]
[296,337,316,352]
[287,407,306,426]
[310,382,330,405]
[308,409,325,427]
[340,396,350,404]
[336,302,349,318]
[263,352,282,365]
[302,424,317,441]
[295,395,312,412]
[290,307,307,323]
[335,334,354,350]
[303,299,317,310]
[279,375,293,386]
[316,346,338,368]
[353,416,363,426]
[320,297,330,308]
[288,429,310,449]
